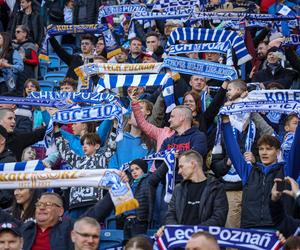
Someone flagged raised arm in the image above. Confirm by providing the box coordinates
[222,117,252,185]
[54,131,83,168]
[132,101,163,141]
[287,124,300,179]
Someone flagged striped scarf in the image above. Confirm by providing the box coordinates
[167,28,252,65]
[0,160,45,172]
[97,74,176,113]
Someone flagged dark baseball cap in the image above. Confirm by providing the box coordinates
[0,222,22,237]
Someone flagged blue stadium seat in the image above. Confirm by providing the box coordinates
[60,64,69,73]
[48,54,60,70]
[44,72,66,82]
[38,80,59,91]
[39,63,49,79]
[99,230,123,250]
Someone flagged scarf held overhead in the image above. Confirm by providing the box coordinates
[75,62,163,83]
[167,28,252,65]
[98,4,147,23]
[41,24,120,60]
[0,169,138,215]
[53,103,124,141]
[167,41,233,65]
[163,56,238,81]
[97,73,175,113]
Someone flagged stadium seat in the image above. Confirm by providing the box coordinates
[38,80,59,91]
[60,64,69,73]
[99,230,123,250]
[44,72,66,82]
[48,54,61,70]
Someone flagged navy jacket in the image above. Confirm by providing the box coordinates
[223,122,300,228]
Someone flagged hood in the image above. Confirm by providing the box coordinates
[256,161,285,175]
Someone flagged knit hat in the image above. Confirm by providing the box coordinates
[130,159,148,173]
[267,46,285,60]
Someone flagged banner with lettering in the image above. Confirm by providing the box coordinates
[98,4,147,23]
[0,96,73,110]
[75,62,163,83]
[40,24,121,60]
[162,56,238,81]
[53,103,124,141]
[167,28,251,65]
[28,91,118,105]
[155,225,281,250]
[0,169,138,215]
[167,41,233,65]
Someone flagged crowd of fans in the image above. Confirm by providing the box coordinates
[0,0,300,249]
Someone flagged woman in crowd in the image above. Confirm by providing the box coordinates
[0,32,23,93]
[12,25,39,93]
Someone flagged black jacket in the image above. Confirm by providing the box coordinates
[253,63,298,89]
[73,0,101,24]
[269,197,300,238]
[241,163,284,228]
[165,176,228,226]
[5,126,46,161]
[49,37,87,80]
[9,10,44,46]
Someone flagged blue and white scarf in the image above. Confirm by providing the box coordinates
[167,28,252,65]
[282,131,294,163]
[0,96,73,110]
[190,11,298,21]
[75,62,162,83]
[0,160,45,172]
[155,225,280,250]
[283,34,300,46]
[121,149,176,203]
[41,24,120,60]
[97,4,147,24]
[167,41,233,65]
[53,103,124,141]
[97,74,176,113]
[163,56,238,81]
[214,90,300,161]
[28,91,118,105]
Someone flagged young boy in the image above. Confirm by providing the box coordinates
[54,130,117,218]
[282,114,299,163]
[59,77,77,92]
[222,114,300,229]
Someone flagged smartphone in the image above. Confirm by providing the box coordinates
[276,180,291,192]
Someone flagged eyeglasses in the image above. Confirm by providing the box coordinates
[15,30,23,33]
[74,231,99,240]
[35,201,62,208]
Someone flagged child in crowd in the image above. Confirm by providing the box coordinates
[123,159,150,241]
[282,114,299,163]
[54,126,117,219]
